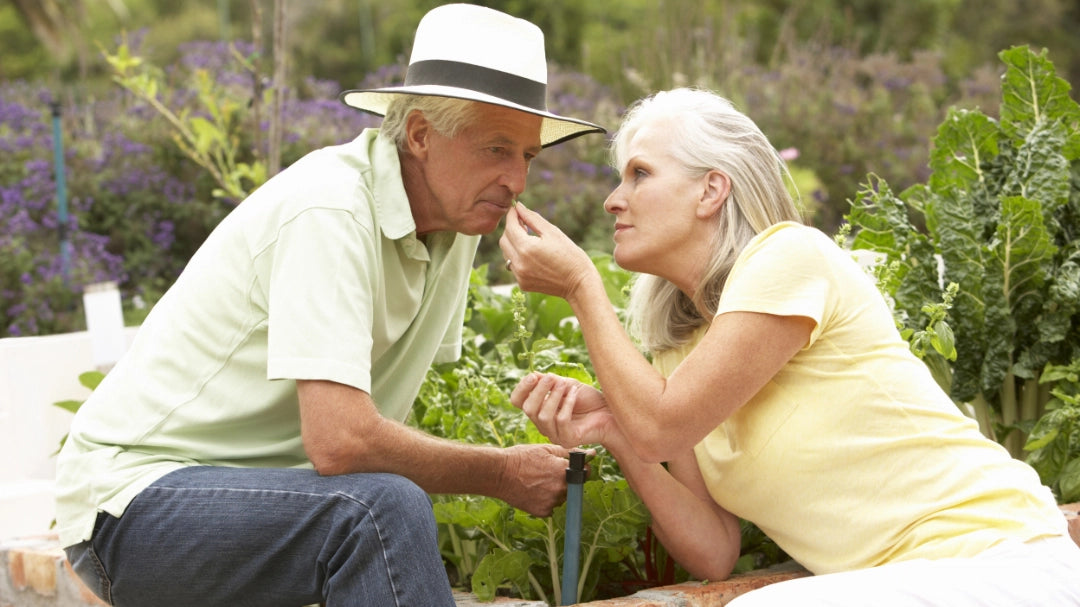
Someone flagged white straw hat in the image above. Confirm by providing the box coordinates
[339,3,605,147]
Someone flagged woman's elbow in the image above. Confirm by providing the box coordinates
[686,555,737,583]
[628,430,681,464]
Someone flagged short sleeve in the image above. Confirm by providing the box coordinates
[265,208,378,391]
[716,223,830,345]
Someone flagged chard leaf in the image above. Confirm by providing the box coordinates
[433,497,509,533]
[1038,258,1080,345]
[1001,122,1071,218]
[471,549,533,602]
[925,108,999,198]
[848,175,915,256]
[999,46,1080,160]
[921,162,989,401]
[994,195,1055,315]
[581,479,650,553]
[848,177,939,321]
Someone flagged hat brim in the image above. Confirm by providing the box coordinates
[340,85,606,148]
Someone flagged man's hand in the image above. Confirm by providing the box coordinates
[298,379,577,517]
[496,443,575,517]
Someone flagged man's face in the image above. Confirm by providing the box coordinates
[414,104,543,236]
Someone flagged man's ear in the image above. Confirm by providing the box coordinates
[404,110,432,159]
[697,170,731,219]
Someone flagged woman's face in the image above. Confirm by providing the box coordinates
[603,120,714,286]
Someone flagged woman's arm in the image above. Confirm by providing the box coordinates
[501,204,814,462]
[511,376,741,580]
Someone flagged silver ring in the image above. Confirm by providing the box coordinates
[505,259,512,271]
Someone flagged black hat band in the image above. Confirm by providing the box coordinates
[405,59,547,112]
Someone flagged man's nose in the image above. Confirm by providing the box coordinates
[501,158,530,195]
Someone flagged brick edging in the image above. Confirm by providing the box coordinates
[1063,501,1080,547]
[4,504,1078,607]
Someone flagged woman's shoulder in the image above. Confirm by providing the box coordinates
[742,221,836,259]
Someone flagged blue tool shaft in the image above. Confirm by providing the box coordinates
[561,482,582,605]
[562,450,587,605]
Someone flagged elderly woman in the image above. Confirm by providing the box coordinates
[499,87,1080,605]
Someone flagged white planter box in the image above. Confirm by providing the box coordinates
[0,328,137,540]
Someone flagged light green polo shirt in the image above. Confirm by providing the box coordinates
[55,130,480,547]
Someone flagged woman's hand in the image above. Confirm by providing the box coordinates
[510,373,615,448]
[499,203,596,301]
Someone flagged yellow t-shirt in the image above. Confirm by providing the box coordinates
[654,222,1064,575]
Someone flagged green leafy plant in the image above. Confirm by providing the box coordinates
[102,37,267,203]
[1024,360,1080,502]
[51,370,105,453]
[412,258,661,604]
[845,45,1080,462]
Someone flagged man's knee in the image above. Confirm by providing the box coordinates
[333,473,435,530]
[370,473,432,511]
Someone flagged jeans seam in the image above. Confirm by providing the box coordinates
[86,541,114,604]
[368,498,402,607]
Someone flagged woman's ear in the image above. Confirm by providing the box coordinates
[697,170,731,219]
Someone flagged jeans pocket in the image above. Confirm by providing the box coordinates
[66,540,114,605]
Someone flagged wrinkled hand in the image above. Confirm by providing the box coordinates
[510,373,615,449]
[498,443,573,517]
[499,203,596,300]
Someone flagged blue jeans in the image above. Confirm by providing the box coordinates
[65,466,455,607]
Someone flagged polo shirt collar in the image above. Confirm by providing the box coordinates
[367,130,418,241]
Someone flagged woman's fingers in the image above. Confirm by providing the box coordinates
[509,373,539,409]
[511,373,583,447]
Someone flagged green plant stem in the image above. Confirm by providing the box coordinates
[1038,382,1051,419]
[1000,371,1021,457]
[577,522,603,601]
[1020,376,1043,438]
[476,526,549,604]
[971,393,995,440]
[545,519,562,603]
[447,524,473,575]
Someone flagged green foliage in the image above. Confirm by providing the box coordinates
[845,46,1080,468]
[51,370,105,453]
[1024,361,1080,502]
[411,258,654,604]
[103,37,266,203]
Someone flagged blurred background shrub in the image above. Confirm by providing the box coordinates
[1,0,1077,336]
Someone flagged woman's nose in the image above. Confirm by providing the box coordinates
[604,184,626,214]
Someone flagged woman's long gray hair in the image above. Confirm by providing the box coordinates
[613,88,803,354]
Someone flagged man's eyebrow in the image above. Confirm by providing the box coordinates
[487,134,542,155]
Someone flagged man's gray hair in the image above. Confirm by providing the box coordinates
[379,96,482,149]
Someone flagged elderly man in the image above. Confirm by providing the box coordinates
[54,4,604,606]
